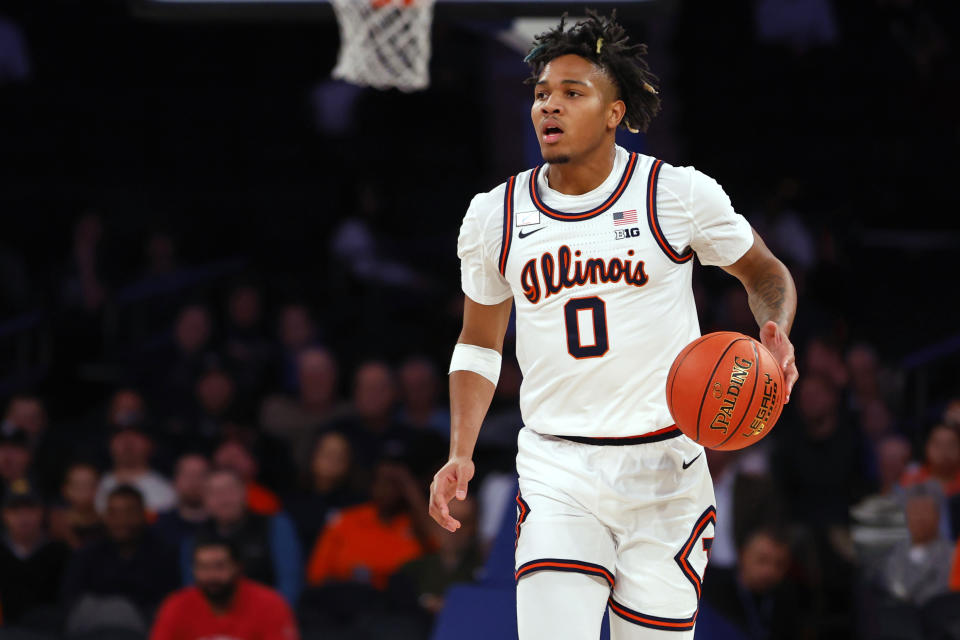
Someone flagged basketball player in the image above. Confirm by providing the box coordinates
[429,12,798,639]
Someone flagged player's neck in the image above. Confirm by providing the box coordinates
[545,144,617,196]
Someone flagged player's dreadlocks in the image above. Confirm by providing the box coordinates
[524,10,661,134]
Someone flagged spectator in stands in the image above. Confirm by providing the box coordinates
[95,424,176,514]
[772,373,870,528]
[49,462,105,549]
[276,303,323,393]
[108,388,146,427]
[260,347,342,465]
[213,439,280,515]
[846,342,882,408]
[707,446,782,571]
[901,423,960,538]
[878,482,953,606]
[186,469,302,605]
[2,395,64,496]
[944,397,960,428]
[2,395,47,444]
[391,496,482,616]
[306,458,430,591]
[351,360,399,436]
[0,484,70,626]
[144,304,217,422]
[850,435,912,569]
[154,453,210,547]
[0,428,33,505]
[858,397,896,449]
[771,373,867,631]
[901,423,960,495]
[223,282,274,398]
[190,366,243,446]
[396,356,449,435]
[326,361,412,468]
[151,534,299,640]
[703,526,811,640]
[62,485,179,630]
[285,430,363,551]
[102,388,149,443]
[803,337,850,391]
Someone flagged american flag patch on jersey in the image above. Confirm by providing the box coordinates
[612,210,638,226]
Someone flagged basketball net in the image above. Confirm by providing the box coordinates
[330,0,436,92]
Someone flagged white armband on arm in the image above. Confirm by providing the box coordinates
[448,343,502,386]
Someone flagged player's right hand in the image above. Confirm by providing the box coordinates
[429,457,475,533]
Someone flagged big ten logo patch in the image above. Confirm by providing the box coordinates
[614,227,641,240]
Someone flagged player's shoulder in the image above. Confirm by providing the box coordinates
[654,159,720,196]
[651,159,727,211]
[468,164,537,211]
[465,179,508,221]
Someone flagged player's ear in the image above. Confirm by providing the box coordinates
[607,99,626,131]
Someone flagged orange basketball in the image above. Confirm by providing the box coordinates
[666,331,785,451]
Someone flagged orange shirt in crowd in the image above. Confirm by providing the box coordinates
[900,466,960,496]
[306,503,424,590]
[247,482,281,515]
[150,578,298,640]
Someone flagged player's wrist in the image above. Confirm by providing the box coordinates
[446,453,474,467]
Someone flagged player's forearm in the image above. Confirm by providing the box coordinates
[744,259,797,335]
[448,369,497,460]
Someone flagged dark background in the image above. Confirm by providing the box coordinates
[1,1,959,638]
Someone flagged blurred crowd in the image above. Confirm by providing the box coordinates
[0,209,528,639]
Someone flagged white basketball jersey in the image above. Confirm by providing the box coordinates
[458,146,754,438]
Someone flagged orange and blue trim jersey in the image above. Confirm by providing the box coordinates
[456,145,754,439]
[608,597,698,632]
[516,558,615,587]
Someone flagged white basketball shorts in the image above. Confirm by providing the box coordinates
[514,426,717,633]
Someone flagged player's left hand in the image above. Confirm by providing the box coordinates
[760,320,798,403]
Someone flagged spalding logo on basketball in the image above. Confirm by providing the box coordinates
[666,331,785,450]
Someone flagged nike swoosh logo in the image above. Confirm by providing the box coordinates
[518,227,544,239]
[682,452,703,470]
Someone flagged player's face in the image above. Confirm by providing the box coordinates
[531,54,623,165]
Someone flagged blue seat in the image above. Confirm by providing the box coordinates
[479,478,520,588]
[693,602,750,640]
[432,584,517,640]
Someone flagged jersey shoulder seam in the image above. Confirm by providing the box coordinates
[657,164,720,249]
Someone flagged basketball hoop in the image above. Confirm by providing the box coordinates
[330,0,436,93]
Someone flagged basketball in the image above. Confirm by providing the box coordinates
[666,332,785,451]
